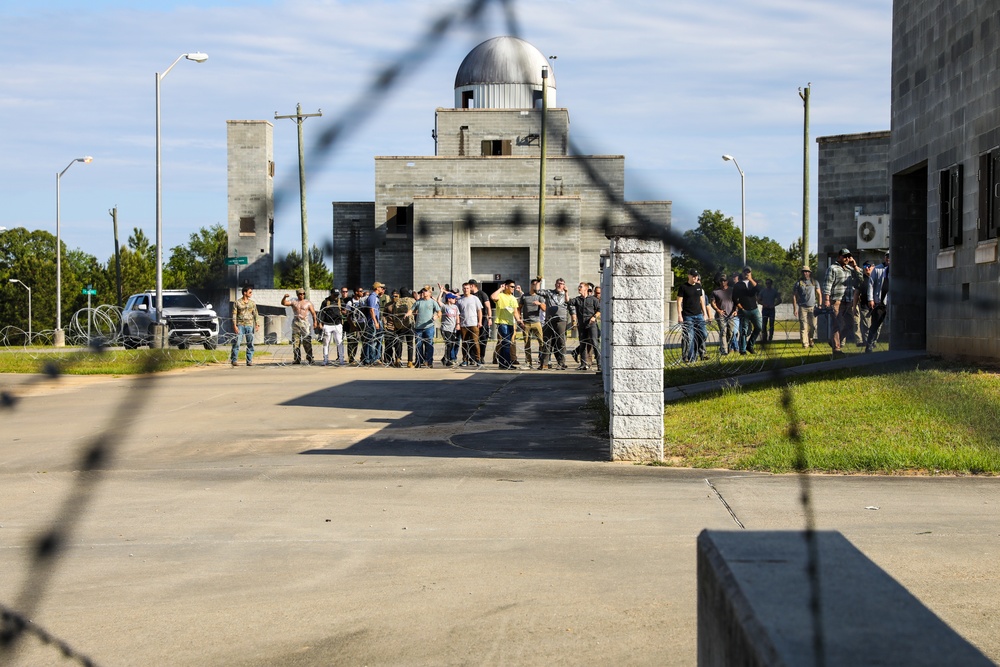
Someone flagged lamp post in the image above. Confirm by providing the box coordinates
[55,156,92,347]
[9,278,32,345]
[722,155,746,267]
[155,52,208,348]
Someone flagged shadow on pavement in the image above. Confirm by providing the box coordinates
[285,371,610,462]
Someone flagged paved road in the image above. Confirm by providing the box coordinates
[1,362,998,666]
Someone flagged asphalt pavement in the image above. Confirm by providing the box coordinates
[0,357,997,666]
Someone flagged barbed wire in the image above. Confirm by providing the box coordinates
[0,0,937,663]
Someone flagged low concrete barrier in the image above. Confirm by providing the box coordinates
[697,530,992,666]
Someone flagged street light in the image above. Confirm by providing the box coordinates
[155,52,208,348]
[55,156,93,347]
[722,155,746,267]
[9,278,32,344]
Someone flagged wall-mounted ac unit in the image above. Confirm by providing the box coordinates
[857,214,889,249]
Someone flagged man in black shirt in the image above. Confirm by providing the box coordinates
[677,269,710,362]
[731,265,762,354]
[318,287,346,365]
[569,281,601,370]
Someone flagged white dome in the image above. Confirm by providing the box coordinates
[455,36,556,88]
[454,36,556,109]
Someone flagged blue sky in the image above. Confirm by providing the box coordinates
[0,0,891,264]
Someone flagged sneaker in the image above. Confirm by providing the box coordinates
[231,361,238,367]
[558,364,568,370]
[247,362,253,366]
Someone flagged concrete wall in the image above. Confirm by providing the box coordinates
[226,121,274,290]
[816,131,891,273]
[890,0,1000,359]
[604,234,664,462]
[435,108,570,157]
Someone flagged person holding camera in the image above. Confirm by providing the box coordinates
[822,248,863,356]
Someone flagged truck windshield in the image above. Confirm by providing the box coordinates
[162,294,205,309]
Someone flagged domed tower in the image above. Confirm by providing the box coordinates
[454,36,556,109]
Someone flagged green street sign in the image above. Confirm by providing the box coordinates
[82,288,97,295]
[226,256,248,266]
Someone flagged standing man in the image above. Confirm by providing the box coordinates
[362,282,386,365]
[865,252,890,353]
[457,282,483,367]
[490,279,522,370]
[710,273,737,355]
[677,269,710,362]
[538,278,569,370]
[519,278,547,369]
[732,266,762,355]
[469,280,492,365]
[281,289,319,365]
[438,289,461,366]
[319,287,346,366]
[569,281,601,370]
[855,262,875,348]
[757,278,781,342]
[230,285,259,367]
[822,248,863,355]
[409,286,442,368]
[791,266,822,348]
[343,287,362,364]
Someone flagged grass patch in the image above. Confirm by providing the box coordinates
[663,359,1000,475]
[0,348,229,375]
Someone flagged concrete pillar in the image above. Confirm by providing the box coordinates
[606,235,664,461]
[264,315,285,344]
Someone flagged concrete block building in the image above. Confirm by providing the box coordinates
[816,131,891,274]
[889,0,1000,358]
[332,36,671,296]
[226,120,275,290]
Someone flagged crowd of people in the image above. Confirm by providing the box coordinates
[676,249,890,360]
[229,278,603,370]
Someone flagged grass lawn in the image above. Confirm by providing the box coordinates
[662,357,1000,475]
[0,347,230,375]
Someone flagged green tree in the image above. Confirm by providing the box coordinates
[165,223,228,295]
[274,245,334,290]
[113,227,156,299]
[671,210,814,296]
[0,227,58,337]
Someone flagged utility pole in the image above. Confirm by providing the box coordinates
[537,66,549,284]
[109,206,123,307]
[275,103,322,294]
[799,83,811,269]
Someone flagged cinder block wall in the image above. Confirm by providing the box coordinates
[605,234,664,461]
[226,120,274,290]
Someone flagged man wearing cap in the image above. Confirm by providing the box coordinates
[865,252,890,353]
[437,288,461,366]
[362,282,386,365]
[792,266,822,348]
[757,278,781,343]
[822,248,863,355]
[318,287,346,366]
[710,273,737,355]
[281,289,319,365]
[677,268,710,362]
[732,266,762,355]
[519,278,547,368]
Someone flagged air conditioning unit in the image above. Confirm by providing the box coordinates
[857,214,889,250]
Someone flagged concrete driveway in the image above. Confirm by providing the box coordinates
[1,363,997,666]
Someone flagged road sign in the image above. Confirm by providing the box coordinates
[82,288,97,295]
[226,256,248,266]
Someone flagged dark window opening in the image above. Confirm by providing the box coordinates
[240,216,256,235]
[939,164,963,248]
[385,205,411,235]
[461,90,474,109]
[481,139,512,156]
[532,90,543,108]
[977,149,1000,241]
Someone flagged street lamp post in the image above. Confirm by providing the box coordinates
[9,279,32,345]
[722,155,746,267]
[55,156,92,347]
[155,52,208,348]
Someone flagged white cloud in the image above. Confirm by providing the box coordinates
[0,0,891,262]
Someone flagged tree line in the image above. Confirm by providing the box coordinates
[671,210,817,297]
[0,224,332,337]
